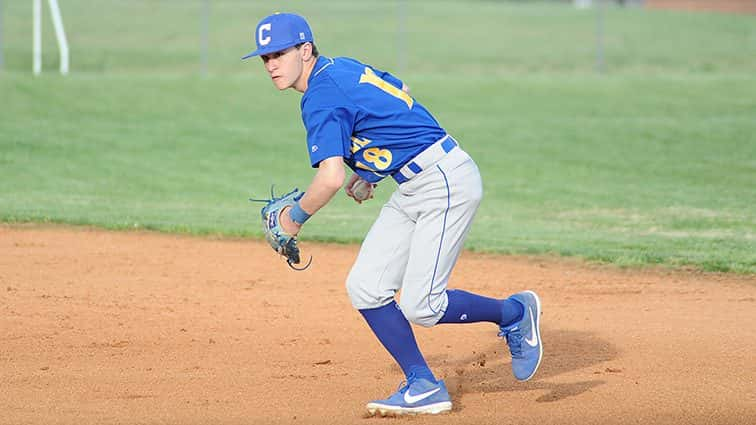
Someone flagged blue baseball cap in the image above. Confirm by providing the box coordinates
[242,13,314,59]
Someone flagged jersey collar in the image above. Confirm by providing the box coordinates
[309,56,334,83]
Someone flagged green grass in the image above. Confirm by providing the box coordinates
[1,1,755,273]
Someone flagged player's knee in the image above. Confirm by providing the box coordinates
[399,298,443,328]
[346,270,387,309]
[400,307,438,328]
[345,272,363,308]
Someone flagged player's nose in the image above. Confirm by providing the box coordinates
[264,60,277,73]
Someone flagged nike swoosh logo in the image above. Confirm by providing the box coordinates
[403,387,441,404]
[524,306,539,347]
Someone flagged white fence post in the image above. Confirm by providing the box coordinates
[33,0,41,74]
[48,0,69,75]
[33,0,69,75]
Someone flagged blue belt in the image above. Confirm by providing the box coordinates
[392,136,458,184]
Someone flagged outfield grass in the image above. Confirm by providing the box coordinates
[1,1,755,273]
[3,1,755,76]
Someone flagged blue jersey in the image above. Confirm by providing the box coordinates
[301,56,447,183]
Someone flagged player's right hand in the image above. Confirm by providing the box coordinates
[344,172,361,199]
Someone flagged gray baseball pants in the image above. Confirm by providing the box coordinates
[346,145,483,327]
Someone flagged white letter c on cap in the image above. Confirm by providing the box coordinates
[258,23,272,46]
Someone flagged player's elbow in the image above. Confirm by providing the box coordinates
[317,157,345,191]
[329,168,346,189]
[321,168,345,192]
[324,176,344,193]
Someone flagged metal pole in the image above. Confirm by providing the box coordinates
[595,0,605,74]
[33,0,41,75]
[200,0,209,76]
[397,0,406,75]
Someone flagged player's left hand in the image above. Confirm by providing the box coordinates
[252,187,311,270]
[280,206,302,235]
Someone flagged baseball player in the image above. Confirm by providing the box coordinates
[243,13,543,416]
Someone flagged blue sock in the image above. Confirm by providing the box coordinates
[438,289,523,325]
[359,301,436,383]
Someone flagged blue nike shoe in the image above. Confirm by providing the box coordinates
[499,290,543,381]
[366,375,452,416]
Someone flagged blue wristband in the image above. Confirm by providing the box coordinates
[289,202,311,225]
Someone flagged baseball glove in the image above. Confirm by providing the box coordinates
[251,187,312,271]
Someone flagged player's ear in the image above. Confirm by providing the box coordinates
[300,42,314,61]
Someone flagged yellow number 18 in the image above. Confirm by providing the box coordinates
[363,147,392,170]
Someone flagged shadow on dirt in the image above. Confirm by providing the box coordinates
[428,328,617,406]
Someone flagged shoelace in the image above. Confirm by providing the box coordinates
[396,372,418,394]
[499,327,523,358]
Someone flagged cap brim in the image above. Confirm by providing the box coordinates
[241,43,292,60]
[241,49,263,60]
[241,40,312,60]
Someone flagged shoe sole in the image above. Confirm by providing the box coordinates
[516,290,543,382]
[366,401,452,416]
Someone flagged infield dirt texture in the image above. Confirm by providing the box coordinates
[2,225,754,424]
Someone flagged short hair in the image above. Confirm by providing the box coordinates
[296,42,319,58]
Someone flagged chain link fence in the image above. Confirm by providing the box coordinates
[0,0,753,76]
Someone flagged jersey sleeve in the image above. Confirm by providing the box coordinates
[301,84,357,167]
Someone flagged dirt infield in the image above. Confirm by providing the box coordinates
[1,225,754,425]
